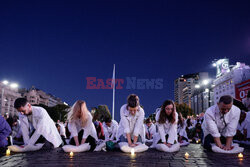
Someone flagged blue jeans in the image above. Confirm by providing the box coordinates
[119,135,143,143]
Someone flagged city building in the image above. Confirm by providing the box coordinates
[174,72,209,107]
[213,62,250,103]
[0,81,21,117]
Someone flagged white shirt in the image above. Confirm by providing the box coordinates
[103,120,118,141]
[68,112,98,141]
[144,123,156,137]
[19,106,62,148]
[117,104,145,142]
[58,122,66,137]
[177,123,188,139]
[155,110,178,144]
[237,120,248,133]
[202,104,241,139]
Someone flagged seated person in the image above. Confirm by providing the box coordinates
[144,118,156,140]
[0,115,12,153]
[202,95,241,151]
[103,118,118,141]
[235,111,248,141]
[177,114,188,143]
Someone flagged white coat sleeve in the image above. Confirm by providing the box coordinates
[133,110,145,137]
[120,108,130,134]
[225,108,240,137]
[68,122,78,137]
[205,112,221,138]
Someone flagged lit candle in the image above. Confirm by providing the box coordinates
[70,151,74,157]
[185,152,189,159]
[131,148,135,156]
[238,153,243,159]
[196,140,199,144]
[6,149,10,156]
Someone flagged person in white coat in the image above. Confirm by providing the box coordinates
[235,111,248,141]
[177,113,188,143]
[117,94,145,147]
[14,98,62,148]
[153,100,178,148]
[103,118,118,141]
[67,100,98,151]
[144,118,156,140]
[202,95,241,151]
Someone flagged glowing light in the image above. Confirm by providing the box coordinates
[2,80,9,85]
[70,151,73,157]
[6,149,10,156]
[131,148,135,156]
[195,84,200,89]
[185,152,189,159]
[238,153,243,159]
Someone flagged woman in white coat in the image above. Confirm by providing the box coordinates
[153,100,178,148]
[117,94,145,147]
[177,113,188,143]
[67,100,98,151]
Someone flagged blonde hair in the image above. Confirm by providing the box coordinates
[67,100,89,127]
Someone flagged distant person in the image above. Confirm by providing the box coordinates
[67,100,98,151]
[0,115,11,151]
[94,121,105,140]
[103,118,118,141]
[144,118,156,140]
[242,91,250,111]
[177,113,188,143]
[14,98,62,148]
[190,123,202,143]
[235,111,248,141]
[153,100,178,148]
[117,94,145,147]
[56,123,67,145]
[202,95,241,151]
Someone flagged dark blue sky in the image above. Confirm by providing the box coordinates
[0,0,250,120]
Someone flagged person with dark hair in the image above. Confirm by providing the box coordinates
[11,116,23,144]
[14,98,62,148]
[0,115,11,152]
[177,113,188,143]
[190,123,202,143]
[56,123,67,145]
[103,118,118,141]
[117,94,145,147]
[144,118,156,140]
[235,111,248,141]
[94,121,105,140]
[242,91,250,111]
[153,100,178,148]
[202,95,241,151]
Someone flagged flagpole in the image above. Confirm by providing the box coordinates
[112,64,115,120]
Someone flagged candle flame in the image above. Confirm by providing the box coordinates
[6,149,10,156]
[70,151,74,157]
[238,153,243,158]
[131,148,135,155]
[185,152,189,159]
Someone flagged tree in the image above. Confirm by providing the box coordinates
[93,105,111,122]
[175,103,194,118]
[35,104,70,122]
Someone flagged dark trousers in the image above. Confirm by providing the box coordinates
[69,130,97,151]
[157,134,177,144]
[203,134,226,151]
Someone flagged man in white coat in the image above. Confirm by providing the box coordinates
[117,94,145,147]
[103,118,118,141]
[202,95,241,151]
[14,98,62,148]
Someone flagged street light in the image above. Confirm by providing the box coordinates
[2,80,9,85]
[195,84,200,89]
[202,80,209,85]
[10,83,19,89]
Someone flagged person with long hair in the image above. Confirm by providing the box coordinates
[67,100,98,151]
[117,94,145,147]
[177,113,188,143]
[153,100,178,148]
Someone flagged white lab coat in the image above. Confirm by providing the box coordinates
[177,123,188,140]
[202,104,241,142]
[58,122,66,137]
[144,123,156,138]
[103,120,118,141]
[153,110,178,145]
[68,112,98,141]
[12,120,22,138]
[19,106,62,148]
[116,104,145,143]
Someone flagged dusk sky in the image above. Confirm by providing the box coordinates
[0,0,250,120]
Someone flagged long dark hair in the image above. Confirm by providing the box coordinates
[126,94,140,109]
[178,113,184,128]
[158,100,176,124]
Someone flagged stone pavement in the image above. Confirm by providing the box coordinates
[0,144,250,167]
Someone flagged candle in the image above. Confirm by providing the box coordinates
[196,140,199,144]
[70,151,74,157]
[238,153,243,159]
[6,149,10,156]
[185,152,189,159]
[131,148,135,156]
